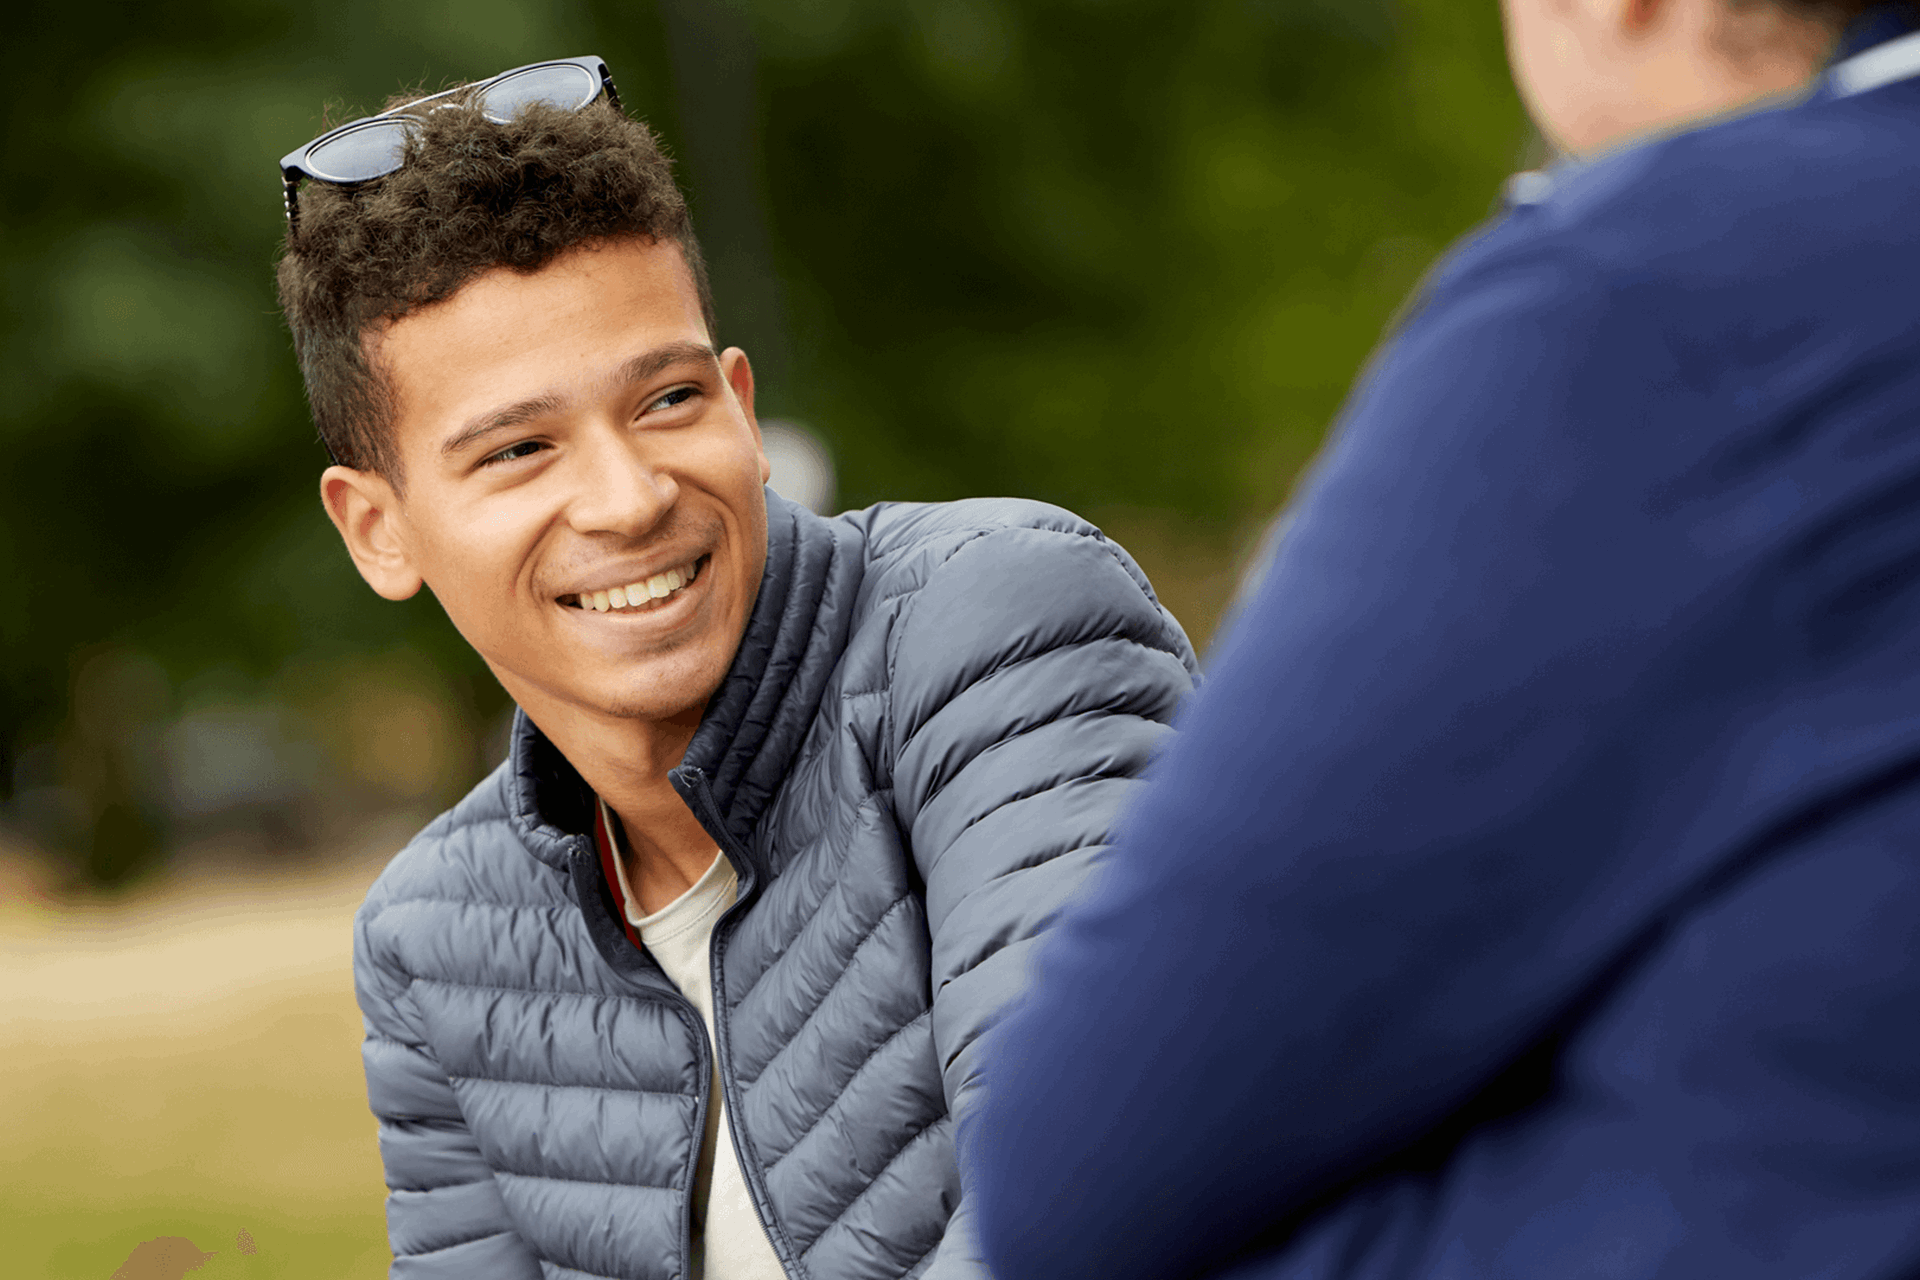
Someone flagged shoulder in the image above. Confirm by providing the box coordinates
[839,495,1125,566]
[835,497,1165,612]
[838,498,1190,654]
[355,759,547,942]
[1355,88,1920,488]
[832,498,1198,733]
[1449,88,1920,325]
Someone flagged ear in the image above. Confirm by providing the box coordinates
[720,347,772,484]
[320,464,424,601]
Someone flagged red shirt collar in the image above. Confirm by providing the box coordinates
[592,801,644,951]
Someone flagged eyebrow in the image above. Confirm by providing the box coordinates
[438,340,722,459]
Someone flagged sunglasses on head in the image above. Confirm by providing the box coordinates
[278,55,621,238]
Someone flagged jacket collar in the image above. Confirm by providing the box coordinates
[506,490,861,872]
[1825,2,1920,98]
[1832,2,1920,65]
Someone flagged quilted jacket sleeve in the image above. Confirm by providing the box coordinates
[354,887,543,1279]
[884,516,1200,1280]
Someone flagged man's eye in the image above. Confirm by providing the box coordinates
[647,385,698,414]
[483,440,545,466]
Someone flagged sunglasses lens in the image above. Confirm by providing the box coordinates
[478,64,600,122]
[305,119,413,182]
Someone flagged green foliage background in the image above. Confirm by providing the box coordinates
[0,0,1529,884]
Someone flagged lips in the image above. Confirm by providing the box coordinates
[564,555,706,612]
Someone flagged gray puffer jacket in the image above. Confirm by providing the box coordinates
[353,494,1199,1280]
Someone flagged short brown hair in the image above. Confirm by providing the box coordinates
[275,92,714,479]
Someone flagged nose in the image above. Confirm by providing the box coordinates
[564,420,677,539]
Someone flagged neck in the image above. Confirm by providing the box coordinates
[501,495,833,907]
[1556,1,1838,155]
[519,691,719,915]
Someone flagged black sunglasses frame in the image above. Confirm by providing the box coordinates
[279,55,621,239]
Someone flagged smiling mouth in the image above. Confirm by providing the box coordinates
[564,556,707,612]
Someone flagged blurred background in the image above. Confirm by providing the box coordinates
[1,0,1528,1273]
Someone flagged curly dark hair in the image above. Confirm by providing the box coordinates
[275,91,713,480]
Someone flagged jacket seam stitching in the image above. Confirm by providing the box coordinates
[929,840,1107,993]
[882,523,1188,754]
[407,975,679,1004]
[404,976,610,1000]
[492,1169,683,1192]
[798,1109,949,1263]
[762,1008,932,1172]
[903,1234,942,1275]
[975,839,1105,893]
[883,530,997,728]
[895,637,1175,764]
[366,894,576,916]
[736,892,919,1092]
[392,1227,526,1258]
[920,737,1152,832]
[731,794,885,1006]
[947,765,1137,843]
[1080,525,1199,669]
[362,1029,432,1054]
[444,1073,692,1101]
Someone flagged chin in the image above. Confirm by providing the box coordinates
[594,688,710,723]
[595,651,735,723]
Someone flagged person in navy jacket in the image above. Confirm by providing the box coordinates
[963,2,1920,1277]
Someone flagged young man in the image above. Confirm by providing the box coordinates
[275,62,1197,1280]
[968,2,1920,1279]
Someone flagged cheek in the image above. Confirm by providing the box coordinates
[413,513,535,621]
[1503,8,1580,146]
[686,425,775,507]
[1504,10,1548,94]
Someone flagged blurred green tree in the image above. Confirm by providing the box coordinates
[0,0,1527,884]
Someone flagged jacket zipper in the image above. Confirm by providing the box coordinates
[680,766,804,1280]
[567,835,716,1280]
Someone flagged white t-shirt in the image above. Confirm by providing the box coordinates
[602,800,788,1280]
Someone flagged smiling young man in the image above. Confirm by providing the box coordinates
[276,63,1198,1280]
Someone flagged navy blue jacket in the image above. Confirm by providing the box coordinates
[964,13,1920,1280]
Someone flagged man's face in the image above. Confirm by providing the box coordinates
[333,236,770,732]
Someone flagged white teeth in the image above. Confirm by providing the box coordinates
[577,557,703,612]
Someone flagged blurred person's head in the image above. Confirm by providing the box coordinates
[1501,0,1881,154]
[276,74,771,745]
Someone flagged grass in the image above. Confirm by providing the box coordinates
[1,851,396,1278]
